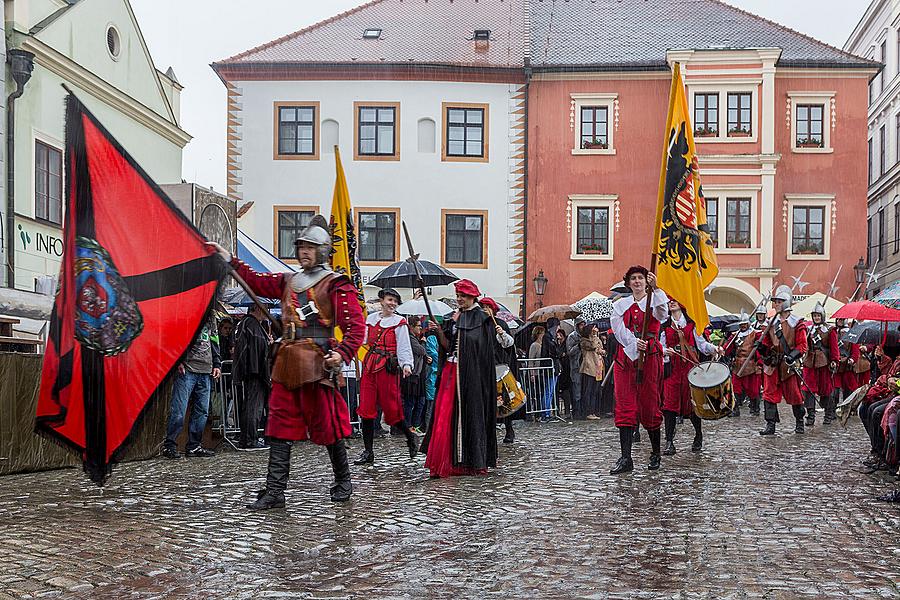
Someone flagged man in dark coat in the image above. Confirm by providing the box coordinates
[421,280,511,477]
[233,304,271,449]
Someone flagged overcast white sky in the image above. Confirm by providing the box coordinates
[129,0,864,192]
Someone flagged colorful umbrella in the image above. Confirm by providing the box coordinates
[873,280,900,310]
[573,297,613,321]
[832,300,900,322]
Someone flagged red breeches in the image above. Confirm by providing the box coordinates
[662,363,693,417]
[802,366,834,397]
[358,368,404,425]
[266,381,351,445]
[614,351,663,430]
[732,373,761,398]
[762,370,803,405]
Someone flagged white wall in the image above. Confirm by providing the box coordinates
[233,78,520,304]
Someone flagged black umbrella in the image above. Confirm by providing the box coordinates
[368,259,458,289]
[845,321,900,346]
[221,286,278,308]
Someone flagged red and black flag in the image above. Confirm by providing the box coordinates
[36,93,225,484]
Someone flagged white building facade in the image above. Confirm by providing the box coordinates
[4,0,188,291]
[847,0,899,297]
[213,0,527,310]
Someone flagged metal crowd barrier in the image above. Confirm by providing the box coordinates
[212,358,363,449]
[516,357,563,422]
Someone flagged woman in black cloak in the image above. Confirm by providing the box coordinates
[420,279,510,477]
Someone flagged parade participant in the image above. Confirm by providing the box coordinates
[609,266,668,474]
[661,298,722,455]
[420,279,511,478]
[208,215,366,508]
[480,297,518,443]
[753,305,768,331]
[728,312,762,417]
[757,285,808,436]
[354,288,417,465]
[232,303,271,449]
[802,302,840,426]
[834,318,863,404]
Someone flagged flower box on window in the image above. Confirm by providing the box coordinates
[794,243,823,255]
[727,127,751,138]
[796,137,824,149]
[581,138,609,150]
[727,241,751,249]
[580,244,606,255]
[694,126,717,138]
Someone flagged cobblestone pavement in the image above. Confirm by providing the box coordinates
[1,407,899,599]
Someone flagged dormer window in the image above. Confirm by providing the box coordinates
[363,28,382,39]
[474,29,491,41]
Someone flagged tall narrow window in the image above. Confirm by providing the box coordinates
[725,198,751,248]
[442,211,487,267]
[881,125,887,177]
[276,209,314,260]
[879,208,886,263]
[894,202,899,254]
[276,104,317,157]
[727,93,752,136]
[580,106,608,149]
[868,216,875,266]
[795,104,824,148]
[705,197,719,246]
[896,114,900,165]
[35,140,63,225]
[358,210,398,263]
[870,138,875,184]
[576,207,610,255]
[693,93,718,137]
[792,206,825,255]
[881,40,888,94]
[355,103,399,159]
[446,107,485,157]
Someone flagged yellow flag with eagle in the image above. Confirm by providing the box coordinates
[653,63,718,329]
[329,146,367,359]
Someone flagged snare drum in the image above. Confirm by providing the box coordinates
[687,361,736,420]
[496,364,526,418]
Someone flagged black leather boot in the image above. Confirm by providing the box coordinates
[662,410,676,456]
[326,442,352,502]
[610,426,634,474]
[759,420,776,436]
[399,419,418,459]
[689,414,703,452]
[760,401,778,435]
[804,392,816,427]
[503,417,515,444]
[728,395,741,417]
[648,428,661,470]
[749,396,760,416]
[793,404,806,434]
[823,391,837,425]
[354,418,375,465]
[247,439,291,510]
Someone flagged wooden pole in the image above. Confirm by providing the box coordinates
[634,253,659,384]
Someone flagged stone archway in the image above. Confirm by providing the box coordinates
[706,278,760,314]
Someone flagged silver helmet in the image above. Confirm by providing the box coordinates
[296,215,332,265]
[771,285,793,310]
[738,309,750,325]
[811,301,826,317]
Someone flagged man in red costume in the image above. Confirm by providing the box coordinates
[729,311,762,417]
[355,287,417,465]
[209,215,365,508]
[757,285,808,436]
[609,266,669,474]
[661,297,722,455]
[802,302,840,426]
[834,318,862,403]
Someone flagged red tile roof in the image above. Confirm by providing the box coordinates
[215,0,524,70]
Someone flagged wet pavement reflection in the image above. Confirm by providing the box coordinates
[1,408,898,598]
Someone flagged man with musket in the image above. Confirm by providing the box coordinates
[661,296,722,455]
[355,287,417,465]
[802,302,840,426]
[756,285,809,435]
[728,311,762,417]
[609,265,669,474]
[209,215,365,508]
[834,318,863,402]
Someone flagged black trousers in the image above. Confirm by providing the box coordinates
[240,377,268,447]
[869,399,892,455]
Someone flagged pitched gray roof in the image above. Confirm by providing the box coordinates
[530,0,876,70]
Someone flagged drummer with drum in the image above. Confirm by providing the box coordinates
[661,297,723,455]
[755,285,809,436]
[802,302,840,427]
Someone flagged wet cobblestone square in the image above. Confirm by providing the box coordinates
[1,410,898,598]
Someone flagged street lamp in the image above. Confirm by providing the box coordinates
[854,257,866,286]
[533,269,548,307]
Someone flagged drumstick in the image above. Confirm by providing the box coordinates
[666,347,702,367]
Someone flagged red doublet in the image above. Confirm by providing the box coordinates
[730,329,761,397]
[834,342,862,392]
[760,317,808,406]
[614,301,663,430]
[358,316,405,425]
[802,326,839,397]
[662,321,697,417]
[231,259,365,444]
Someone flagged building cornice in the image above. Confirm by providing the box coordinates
[698,153,782,166]
[211,62,525,85]
[19,37,192,148]
[845,0,889,52]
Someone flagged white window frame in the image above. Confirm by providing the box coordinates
[686,82,759,144]
[569,194,616,260]
[785,194,834,261]
[788,92,834,154]
[31,129,66,226]
[571,94,617,155]
[701,185,761,254]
